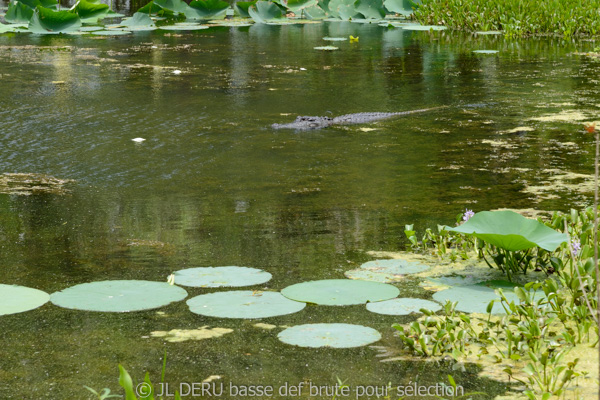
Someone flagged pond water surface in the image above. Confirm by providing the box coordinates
[1,15,600,399]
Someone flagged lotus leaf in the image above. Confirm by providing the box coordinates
[278,323,381,348]
[322,36,346,40]
[210,20,253,26]
[432,280,522,314]
[187,291,305,318]
[281,0,316,12]
[281,279,399,305]
[106,10,126,17]
[354,0,385,20]
[186,0,229,20]
[248,1,283,23]
[153,0,189,13]
[137,1,172,16]
[0,284,50,316]
[473,50,499,54]
[0,23,23,32]
[173,266,272,288]
[91,29,132,35]
[79,25,103,31]
[445,210,568,252]
[118,12,155,28]
[5,1,34,23]
[345,259,429,282]
[382,0,419,16]
[51,280,188,312]
[314,45,338,50]
[234,0,256,17]
[303,4,327,18]
[74,0,108,22]
[28,6,82,33]
[366,298,441,315]
[159,24,209,30]
[327,0,360,20]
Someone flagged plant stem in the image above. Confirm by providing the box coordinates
[595,130,600,400]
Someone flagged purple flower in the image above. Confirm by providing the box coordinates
[571,239,581,257]
[462,209,475,222]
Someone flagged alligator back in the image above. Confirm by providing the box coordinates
[271,116,334,130]
[332,107,445,125]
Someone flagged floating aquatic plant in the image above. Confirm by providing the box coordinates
[173,266,272,287]
[0,284,50,316]
[281,279,399,305]
[345,259,430,283]
[366,297,441,315]
[51,280,188,312]
[187,290,305,318]
[278,323,381,348]
[432,280,522,314]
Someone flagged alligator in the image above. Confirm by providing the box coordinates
[271,106,447,130]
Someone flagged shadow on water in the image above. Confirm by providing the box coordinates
[0,17,599,399]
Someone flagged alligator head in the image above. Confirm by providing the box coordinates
[271,116,334,130]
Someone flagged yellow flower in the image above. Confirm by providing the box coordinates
[584,121,596,133]
[349,35,359,42]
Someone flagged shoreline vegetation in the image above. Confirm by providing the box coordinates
[415,0,600,37]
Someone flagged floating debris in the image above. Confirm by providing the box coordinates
[0,173,74,196]
[150,326,233,342]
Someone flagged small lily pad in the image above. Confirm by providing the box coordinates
[419,275,485,292]
[281,279,399,305]
[51,280,188,312]
[159,24,209,30]
[150,326,233,342]
[402,25,446,31]
[322,36,346,41]
[0,284,50,316]
[278,323,381,348]
[91,29,132,35]
[345,259,429,283]
[473,50,499,54]
[79,26,104,31]
[432,280,522,314]
[366,298,441,315]
[314,46,338,51]
[475,30,502,35]
[187,290,305,318]
[173,266,272,287]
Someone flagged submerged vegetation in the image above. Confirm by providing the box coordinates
[416,0,600,37]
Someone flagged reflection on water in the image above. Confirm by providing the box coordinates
[0,21,599,398]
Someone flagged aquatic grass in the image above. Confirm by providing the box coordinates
[415,0,600,37]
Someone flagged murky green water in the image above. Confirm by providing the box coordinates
[1,18,600,399]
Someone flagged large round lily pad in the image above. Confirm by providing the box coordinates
[173,266,272,288]
[366,298,441,315]
[187,291,305,318]
[0,284,50,316]
[345,259,430,282]
[278,323,381,348]
[432,280,521,314]
[51,280,188,312]
[281,279,399,305]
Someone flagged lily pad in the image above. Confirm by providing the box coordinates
[322,36,346,41]
[475,30,502,35]
[187,290,305,318]
[0,284,50,316]
[173,266,272,287]
[281,279,399,305]
[419,275,485,292]
[445,210,568,252]
[159,24,209,30]
[432,281,521,314]
[91,29,132,35]
[366,297,441,315]
[345,259,429,283]
[278,323,381,348]
[473,50,499,54]
[314,45,338,50]
[50,280,188,312]
[119,12,156,29]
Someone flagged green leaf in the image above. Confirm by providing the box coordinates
[51,280,188,312]
[119,12,156,28]
[137,1,172,16]
[143,372,155,400]
[327,0,361,19]
[0,284,50,316]
[383,0,419,16]
[153,0,189,13]
[187,290,305,318]
[248,1,283,23]
[432,281,523,314]
[5,1,34,23]
[234,0,257,17]
[174,266,272,288]
[445,210,568,252]
[28,6,81,34]
[281,279,399,305]
[281,0,317,12]
[186,0,230,19]
[303,3,327,18]
[118,365,137,400]
[278,323,381,348]
[354,0,384,20]
[366,298,441,315]
[74,0,108,22]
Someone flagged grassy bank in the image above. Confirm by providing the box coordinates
[415,0,600,37]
